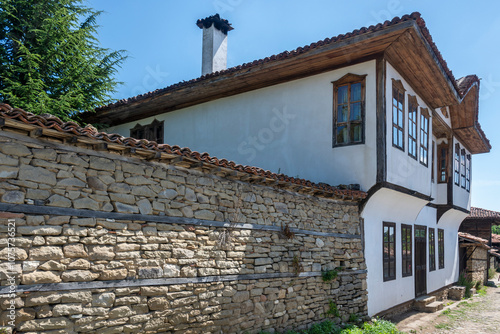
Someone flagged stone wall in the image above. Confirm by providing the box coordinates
[0,130,367,333]
[464,246,488,284]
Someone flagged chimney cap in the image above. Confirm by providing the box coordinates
[196,14,234,35]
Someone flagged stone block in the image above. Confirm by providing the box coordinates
[39,260,66,271]
[52,303,83,316]
[17,226,62,235]
[92,292,115,307]
[1,190,25,204]
[88,245,115,260]
[61,291,92,303]
[18,317,72,332]
[90,156,116,171]
[148,297,169,310]
[19,165,56,185]
[108,306,134,319]
[46,194,72,208]
[99,268,128,280]
[0,142,31,156]
[21,271,61,284]
[29,246,64,260]
[74,197,100,210]
[61,270,99,282]
[0,166,18,178]
[63,244,88,258]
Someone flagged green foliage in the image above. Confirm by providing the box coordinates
[321,268,339,282]
[0,0,127,121]
[0,328,8,334]
[474,280,482,290]
[272,319,402,334]
[492,225,500,234]
[326,300,340,318]
[292,255,303,275]
[348,313,361,323]
[457,271,474,298]
[488,267,496,279]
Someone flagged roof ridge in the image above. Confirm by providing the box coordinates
[0,103,366,201]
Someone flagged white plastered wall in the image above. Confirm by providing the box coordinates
[107,61,378,191]
[386,62,433,196]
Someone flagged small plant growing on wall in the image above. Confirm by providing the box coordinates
[292,255,303,275]
[280,222,295,239]
[326,299,340,317]
[321,268,341,282]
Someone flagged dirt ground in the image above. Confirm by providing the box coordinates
[392,273,500,334]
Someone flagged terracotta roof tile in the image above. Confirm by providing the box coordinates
[96,12,465,113]
[469,207,500,219]
[456,75,480,96]
[492,234,500,244]
[458,232,490,248]
[0,103,366,201]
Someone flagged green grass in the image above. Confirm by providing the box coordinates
[262,319,404,334]
[488,268,496,279]
[434,323,451,330]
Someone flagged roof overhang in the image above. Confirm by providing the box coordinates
[81,15,490,155]
[83,19,458,125]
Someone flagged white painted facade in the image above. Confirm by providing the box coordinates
[106,58,476,316]
[107,61,378,191]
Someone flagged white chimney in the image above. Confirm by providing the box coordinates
[196,14,233,76]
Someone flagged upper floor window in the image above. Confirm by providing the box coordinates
[460,149,466,188]
[408,95,418,160]
[419,108,430,166]
[130,119,164,144]
[429,228,436,272]
[438,229,445,269]
[438,143,448,183]
[401,224,412,277]
[332,73,366,146]
[383,222,396,281]
[392,79,405,150]
[466,154,471,192]
[454,143,460,185]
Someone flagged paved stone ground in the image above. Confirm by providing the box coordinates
[393,273,500,334]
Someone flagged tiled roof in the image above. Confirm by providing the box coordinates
[458,232,490,248]
[0,103,366,201]
[469,207,500,220]
[490,247,500,258]
[492,234,500,244]
[95,12,465,113]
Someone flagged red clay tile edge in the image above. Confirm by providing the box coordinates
[458,232,490,248]
[0,103,367,201]
[469,207,500,219]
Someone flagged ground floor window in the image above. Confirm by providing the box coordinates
[383,222,396,281]
[429,228,436,271]
[438,229,445,269]
[402,224,412,277]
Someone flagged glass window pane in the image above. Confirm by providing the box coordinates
[398,130,403,147]
[338,85,348,104]
[398,109,403,127]
[337,125,347,144]
[350,102,361,121]
[338,105,348,122]
[351,123,362,142]
[351,83,361,102]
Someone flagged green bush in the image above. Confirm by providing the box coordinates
[278,319,402,334]
[322,269,339,282]
[458,271,474,298]
[488,267,496,279]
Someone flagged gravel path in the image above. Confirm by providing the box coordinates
[394,273,500,334]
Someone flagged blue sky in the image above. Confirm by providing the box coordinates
[87,0,500,212]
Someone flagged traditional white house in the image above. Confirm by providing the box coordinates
[83,13,491,316]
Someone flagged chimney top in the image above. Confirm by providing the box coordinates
[196,14,233,35]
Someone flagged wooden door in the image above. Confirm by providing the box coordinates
[414,225,427,297]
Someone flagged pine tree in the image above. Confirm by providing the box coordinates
[0,0,126,121]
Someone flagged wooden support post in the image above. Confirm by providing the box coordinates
[29,128,43,138]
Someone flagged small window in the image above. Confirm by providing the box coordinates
[429,228,436,272]
[454,143,460,185]
[332,73,366,146]
[466,154,471,192]
[383,222,396,281]
[392,80,405,150]
[438,143,448,183]
[438,229,444,269]
[460,149,466,188]
[130,119,164,144]
[419,109,430,166]
[402,224,412,277]
[408,95,418,160]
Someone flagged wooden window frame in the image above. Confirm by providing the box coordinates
[130,119,164,144]
[407,95,418,160]
[460,149,466,189]
[383,222,397,282]
[466,154,471,192]
[429,228,436,272]
[431,141,436,183]
[392,79,405,151]
[332,73,367,147]
[438,143,448,183]
[438,228,445,269]
[454,143,460,186]
[419,108,430,167]
[401,224,412,277]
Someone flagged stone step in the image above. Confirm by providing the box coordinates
[421,301,445,313]
[414,295,436,308]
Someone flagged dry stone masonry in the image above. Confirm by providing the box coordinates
[0,128,367,333]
